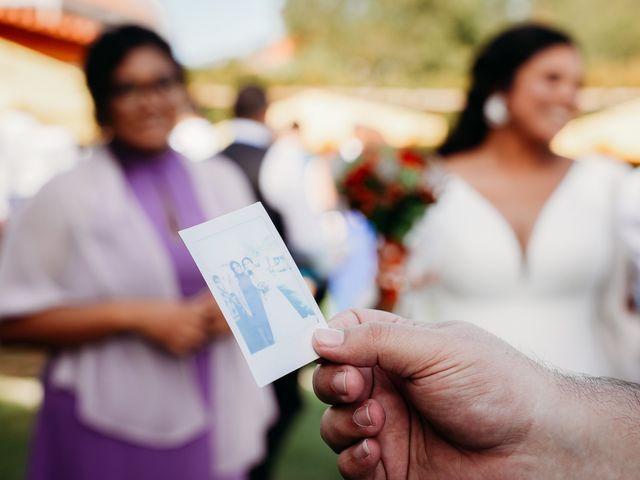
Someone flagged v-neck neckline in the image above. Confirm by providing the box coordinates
[445,160,581,270]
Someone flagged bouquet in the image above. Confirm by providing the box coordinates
[339,145,437,310]
[340,145,436,243]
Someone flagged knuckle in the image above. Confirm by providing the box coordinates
[337,453,360,480]
[319,409,330,443]
[319,406,350,455]
[319,408,339,451]
[365,322,390,347]
[311,364,322,396]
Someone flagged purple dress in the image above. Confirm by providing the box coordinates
[28,145,246,480]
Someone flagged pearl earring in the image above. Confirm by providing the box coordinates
[483,93,509,128]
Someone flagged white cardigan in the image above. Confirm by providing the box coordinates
[0,146,276,475]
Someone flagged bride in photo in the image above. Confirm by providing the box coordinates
[242,256,318,342]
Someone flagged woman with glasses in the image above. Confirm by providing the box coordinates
[0,25,275,480]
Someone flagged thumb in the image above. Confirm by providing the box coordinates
[312,309,437,378]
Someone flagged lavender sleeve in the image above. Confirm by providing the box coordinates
[0,174,89,319]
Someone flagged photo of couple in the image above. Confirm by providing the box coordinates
[213,254,318,354]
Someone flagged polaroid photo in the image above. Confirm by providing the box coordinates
[179,202,327,387]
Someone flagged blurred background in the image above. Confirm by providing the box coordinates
[2,1,640,479]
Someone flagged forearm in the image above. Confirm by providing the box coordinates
[536,372,640,479]
[0,303,147,347]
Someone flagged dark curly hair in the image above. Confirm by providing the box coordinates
[84,24,184,126]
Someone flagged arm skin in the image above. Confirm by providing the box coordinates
[0,303,139,347]
[0,294,226,356]
[311,309,640,480]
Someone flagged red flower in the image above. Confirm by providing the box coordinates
[344,163,374,187]
[398,149,424,167]
[339,146,436,243]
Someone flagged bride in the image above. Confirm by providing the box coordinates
[241,256,318,343]
[396,24,637,379]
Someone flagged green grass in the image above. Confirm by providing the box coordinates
[273,388,341,480]
[0,386,340,480]
[0,400,33,480]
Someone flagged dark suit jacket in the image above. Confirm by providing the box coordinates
[221,142,288,242]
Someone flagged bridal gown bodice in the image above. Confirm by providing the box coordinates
[397,156,630,377]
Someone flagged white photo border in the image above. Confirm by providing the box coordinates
[179,202,327,387]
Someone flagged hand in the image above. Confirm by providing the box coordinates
[312,309,574,479]
[376,243,437,292]
[132,301,211,356]
[188,290,231,338]
[376,241,406,292]
[303,276,318,296]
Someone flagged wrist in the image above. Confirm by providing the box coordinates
[532,371,640,479]
[111,302,153,334]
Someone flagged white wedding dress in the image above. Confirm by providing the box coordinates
[397,156,638,378]
[262,287,317,342]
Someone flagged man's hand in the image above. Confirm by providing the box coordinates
[312,309,640,479]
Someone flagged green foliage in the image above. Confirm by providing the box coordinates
[282,0,505,86]
[339,147,435,243]
[369,194,429,242]
[281,0,640,86]
[535,0,640,62]
[533,0,640,85]
[191,0,640,87]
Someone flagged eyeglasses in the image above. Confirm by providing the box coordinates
[109,75,182,103]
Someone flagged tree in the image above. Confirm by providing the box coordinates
[281,0,640,86]
[194,0,640,88]
[282,0,504,86]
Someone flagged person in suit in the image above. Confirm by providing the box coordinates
[230,260,274,351]
[220,85,285,234]
[218,85,318,479]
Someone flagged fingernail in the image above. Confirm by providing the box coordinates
[355,439,370,459]
[314,328,344,347]
[331,370,348,395]
[353,403,373,428]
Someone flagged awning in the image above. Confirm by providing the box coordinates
[552,96,640,164]
[265,89,448,152]
[0,37,96,143]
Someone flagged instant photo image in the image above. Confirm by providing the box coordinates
[179,202,327,387]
